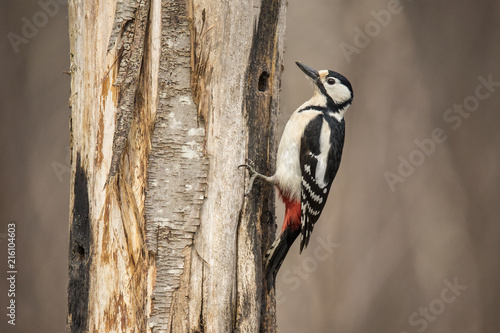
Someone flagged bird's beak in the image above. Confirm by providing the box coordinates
[295,61,319,81]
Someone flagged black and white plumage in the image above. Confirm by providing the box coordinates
[240,61,353,291]
[299,110,345,251]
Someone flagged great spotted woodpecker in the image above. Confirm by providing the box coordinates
[240,61,353,290]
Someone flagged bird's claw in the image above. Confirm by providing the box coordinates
[238,160,259,196]
[238,158,255,170]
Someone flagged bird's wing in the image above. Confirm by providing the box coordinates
[299,114,344,252]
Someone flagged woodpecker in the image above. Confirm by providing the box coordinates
[240,61,353,291]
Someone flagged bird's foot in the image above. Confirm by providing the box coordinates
[238,160,265,196]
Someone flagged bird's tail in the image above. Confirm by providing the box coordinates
[264,227,300,292]
[264,199,301,292]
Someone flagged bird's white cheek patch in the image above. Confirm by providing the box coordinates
[328,85,351,105]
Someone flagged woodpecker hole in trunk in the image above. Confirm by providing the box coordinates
[258,71,270,92]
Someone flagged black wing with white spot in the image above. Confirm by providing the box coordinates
[299,113,345,252]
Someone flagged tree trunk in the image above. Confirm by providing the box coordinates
[67,0,287,332]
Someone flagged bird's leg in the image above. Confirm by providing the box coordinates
[238,161,275,196]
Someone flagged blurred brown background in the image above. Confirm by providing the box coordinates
[1,0,499,332]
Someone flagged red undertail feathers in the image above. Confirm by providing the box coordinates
[280,193,301,233]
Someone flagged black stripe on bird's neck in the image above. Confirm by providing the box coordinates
[298,102,350,117]
[298,106,328,113]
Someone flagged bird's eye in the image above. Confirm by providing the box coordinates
[327,78,336,85]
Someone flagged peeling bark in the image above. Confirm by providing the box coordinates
[68,0,286,331]
[105,0,151,186]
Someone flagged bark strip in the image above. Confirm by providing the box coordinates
[145,0,208,331]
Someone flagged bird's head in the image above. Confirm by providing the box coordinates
[296,61,353,111]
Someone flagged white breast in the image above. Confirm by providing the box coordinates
[274,109,322,201]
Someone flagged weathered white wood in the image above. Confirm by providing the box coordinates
[68,0,155,331]
[190,1,262,332]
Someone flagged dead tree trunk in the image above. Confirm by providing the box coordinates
[67,0,286,332]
